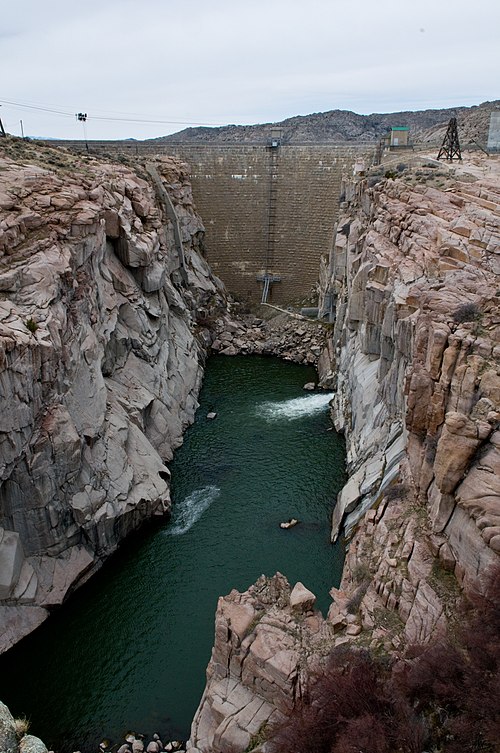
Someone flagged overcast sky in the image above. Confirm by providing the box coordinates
[1,0,498,140]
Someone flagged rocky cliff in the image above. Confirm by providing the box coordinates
[322,154,500,601]
[0,139,226,652]
[187,153,500,752]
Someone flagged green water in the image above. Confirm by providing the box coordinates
[0,355,345,752]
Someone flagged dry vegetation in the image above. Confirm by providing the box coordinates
[268,567,500,753]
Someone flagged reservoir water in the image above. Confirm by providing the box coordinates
[0,355,346,752]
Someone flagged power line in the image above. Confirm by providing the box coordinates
[0,98,226,127]
[0,99,75,118]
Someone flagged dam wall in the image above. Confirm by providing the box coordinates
[48,140,375,304]
[166,144,374,304]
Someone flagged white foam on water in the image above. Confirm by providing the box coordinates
[256,392,334,421]
[166,485,220,536]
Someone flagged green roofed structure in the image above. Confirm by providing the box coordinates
[390,126,409,146]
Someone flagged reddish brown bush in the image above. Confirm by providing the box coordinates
[267,566,500,753]
[269,650,423,753]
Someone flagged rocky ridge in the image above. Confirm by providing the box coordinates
[0,139,227,652]
[153,100,499,146]
[186,153,500,752]
[188,574,334,753]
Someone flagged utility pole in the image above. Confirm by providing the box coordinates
[20,120,25,139]
[76,112,89,152]
[437,117,462,161]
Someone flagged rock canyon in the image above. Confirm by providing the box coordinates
[0,137,499,753]
[186,154,500,752]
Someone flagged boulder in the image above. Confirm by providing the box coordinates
[290,582,316,612]
[19,736,49,753]
[434,412,492,494]
[0,702,17,753]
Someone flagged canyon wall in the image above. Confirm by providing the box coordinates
[0,140,226,652]
[187,154,500,752]
[1,139,498,750]
[322,157,500,591]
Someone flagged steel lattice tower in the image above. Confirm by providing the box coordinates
[437,117,462,161]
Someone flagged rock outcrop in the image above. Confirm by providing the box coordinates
[0,140,226,652]
[0,701,47,753]
[188,574,334,753]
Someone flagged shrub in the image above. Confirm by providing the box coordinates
[384,482,409,502]
[14,717,30,738]
[268,566,500,753]
[352,563,371,585]
[452,302,481,323]
[424,435,438,463]
[25,318,38,333]
[268,649,422,753]
[346,581,369,614]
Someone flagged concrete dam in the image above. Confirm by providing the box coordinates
[50,140,376,304]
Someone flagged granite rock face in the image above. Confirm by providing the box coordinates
[318,154,500,641]
[187,574,334,753]
[0,142,226,651]
[323,154,500,582]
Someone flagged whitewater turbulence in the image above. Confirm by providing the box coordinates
[256,393,334,421]
[165,486,221,536]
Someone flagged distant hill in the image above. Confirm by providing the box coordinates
[149,100,499,146]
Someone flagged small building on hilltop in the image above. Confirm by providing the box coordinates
[390,126,409,146]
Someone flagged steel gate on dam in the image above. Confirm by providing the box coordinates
[49,139,375,304]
